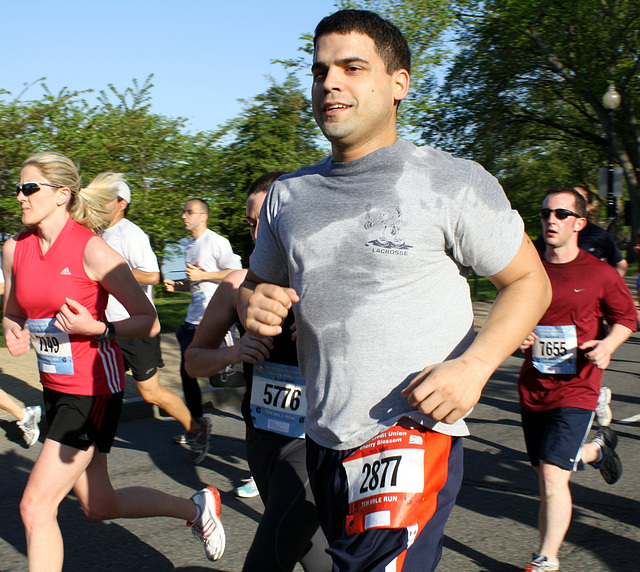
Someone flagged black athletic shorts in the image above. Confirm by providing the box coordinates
[116,336,164,382]
[43,387,123,453]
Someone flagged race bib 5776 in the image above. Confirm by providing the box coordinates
[250,362,306,438]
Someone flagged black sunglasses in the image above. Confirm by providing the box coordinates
[16,182,63,197]
[539,208,582,220]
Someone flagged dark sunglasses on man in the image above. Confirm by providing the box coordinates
[16,182,64,197]
[538,208,582,220]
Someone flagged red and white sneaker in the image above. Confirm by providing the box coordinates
[188,485,225,561]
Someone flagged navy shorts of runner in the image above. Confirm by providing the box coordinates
[116,336,164,382]
[306,420,463,572]
[44,387,123,453]
[521,407,595,471]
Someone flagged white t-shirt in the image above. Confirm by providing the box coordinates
[102,218,160,322]
[185,229,242,325]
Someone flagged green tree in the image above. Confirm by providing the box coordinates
[76,77,197,267]
[0,83,95,240]
[422,0,640,243]
[0,73,325,268]
[207,73,327,263]
[0,77,199,268]
[338,0,481,138]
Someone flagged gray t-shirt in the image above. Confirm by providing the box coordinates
[251,139,524,450]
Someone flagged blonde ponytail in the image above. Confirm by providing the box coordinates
[69,172,124,232]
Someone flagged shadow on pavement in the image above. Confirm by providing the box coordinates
[0,449,181,572]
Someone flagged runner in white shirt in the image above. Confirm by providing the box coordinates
[163,198,242,432]
[96,173,210,464]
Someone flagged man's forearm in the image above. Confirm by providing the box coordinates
[201,268,236,283]
[466,269,551,375]
[132,269,160,285]
[615,259,628,277]
[602,323,633,354]
[237,280,258,332]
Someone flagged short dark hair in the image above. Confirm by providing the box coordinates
[314,9,411,75]
[543,186,588,218]
[187,197,209,215]
[246,171,286,200]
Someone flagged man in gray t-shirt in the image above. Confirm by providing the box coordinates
[239,9,551,571]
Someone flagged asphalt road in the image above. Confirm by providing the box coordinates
[1,334,639,571]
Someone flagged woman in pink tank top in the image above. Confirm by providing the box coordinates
[1,152,225,570]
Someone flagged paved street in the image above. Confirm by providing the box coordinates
[1,311,638,570]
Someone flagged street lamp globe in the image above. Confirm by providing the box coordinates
[603,84,621,110]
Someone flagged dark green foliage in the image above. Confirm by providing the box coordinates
[422,0,640,241]
[204,74,327,264]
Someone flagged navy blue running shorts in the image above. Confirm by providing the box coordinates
[521,407,594,471]
[306,421,463,572]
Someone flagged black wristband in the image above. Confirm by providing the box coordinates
[95,321,116,341]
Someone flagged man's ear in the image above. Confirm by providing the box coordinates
[392,68,410,104]
[575,217,588,232]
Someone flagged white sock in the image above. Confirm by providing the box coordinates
[594,446,604,463]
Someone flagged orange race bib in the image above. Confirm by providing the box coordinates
[342,422,451,536]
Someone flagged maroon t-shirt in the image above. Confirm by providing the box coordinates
[519,250,636,412]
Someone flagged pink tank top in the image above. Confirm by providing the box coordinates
[13,217,124,395]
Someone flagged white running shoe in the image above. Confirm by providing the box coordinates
[235,476,259,498]
[17,406,41,447]
[526,553,560,571]
[596,386,612,427]
[188,485,225,561]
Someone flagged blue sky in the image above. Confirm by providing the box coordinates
[3,0,337,133]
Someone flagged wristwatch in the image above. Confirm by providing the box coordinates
[95,321,116,341]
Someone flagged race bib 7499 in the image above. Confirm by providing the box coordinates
[27,318,74,375]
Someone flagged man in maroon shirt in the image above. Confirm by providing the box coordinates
[518,186,637,571]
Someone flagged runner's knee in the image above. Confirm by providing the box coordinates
[136,377,162,405]
[78,496,117,521]
[20,492,58,531]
